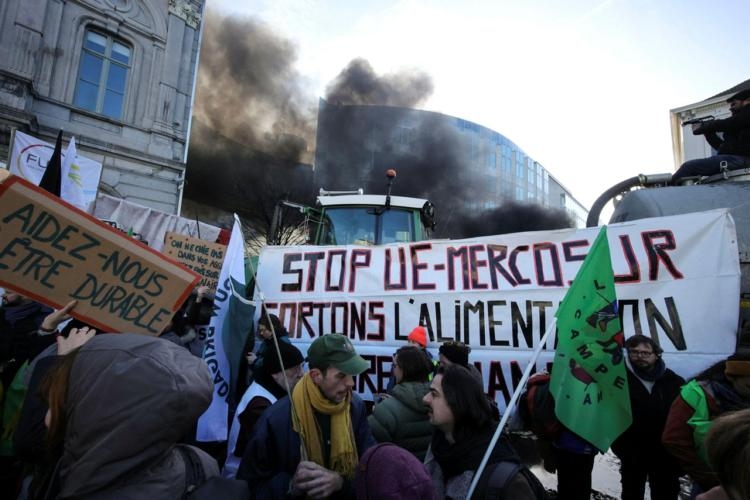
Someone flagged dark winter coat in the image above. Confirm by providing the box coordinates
[695,105,750,156]
[611,364,685,459]
[368,381,432,460]
[37,334,219,499]
[237,393,376,499]
[0,300,53,390]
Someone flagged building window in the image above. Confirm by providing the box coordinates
[74,29,131,119]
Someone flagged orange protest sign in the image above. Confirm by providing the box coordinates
[0,171,199,335]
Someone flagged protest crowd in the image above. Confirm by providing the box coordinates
[2,276,749,500]
[0,162,748,500]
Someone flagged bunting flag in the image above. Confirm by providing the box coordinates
[197,215,255,442]
[38,129,63,195]
[549,226,632,452]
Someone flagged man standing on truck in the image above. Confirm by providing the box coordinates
[672,89,750,182]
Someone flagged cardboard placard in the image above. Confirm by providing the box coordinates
[0,171,200,335]
[163,232,226,291]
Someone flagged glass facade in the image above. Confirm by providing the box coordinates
[314,101,588,229]
[452,116,559,210]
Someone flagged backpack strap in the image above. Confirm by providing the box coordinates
[175,444,207,496]
[482,461,523,499]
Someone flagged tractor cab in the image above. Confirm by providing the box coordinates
[269,169,436,246]
[313,191,435,246]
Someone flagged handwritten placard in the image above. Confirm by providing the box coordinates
[0,171,199,335]
[163,232,226,291]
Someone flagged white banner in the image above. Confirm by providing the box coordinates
[255,211,740,408]
[93,193,222,252]
[9,130,102,211]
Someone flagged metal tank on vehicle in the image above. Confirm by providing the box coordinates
[587,169,750,344]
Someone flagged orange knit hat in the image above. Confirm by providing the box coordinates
[407,326,428,348]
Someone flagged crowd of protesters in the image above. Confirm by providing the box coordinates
[2,285,750,500]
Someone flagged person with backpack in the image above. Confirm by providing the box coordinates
[663,352,750,495]
[520,369,599,500]
[422,364,547,499]
[611,335,685,500]
[17,330,223,499]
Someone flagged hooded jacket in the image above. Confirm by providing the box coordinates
[56,334,218,499]
[368,381,432,460]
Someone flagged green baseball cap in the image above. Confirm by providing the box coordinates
[307,333,369,375]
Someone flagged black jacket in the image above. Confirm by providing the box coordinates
[611,363,685,459]
[695,105,750,156]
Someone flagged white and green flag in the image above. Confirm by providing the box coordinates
[197,215,254,442]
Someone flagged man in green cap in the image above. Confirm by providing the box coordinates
[238,333,375,499]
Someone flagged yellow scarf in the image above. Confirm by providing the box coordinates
[291,373,358,479]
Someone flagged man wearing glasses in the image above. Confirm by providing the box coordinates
[611,335,685,500]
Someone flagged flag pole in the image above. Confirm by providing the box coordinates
[466,317,557,499]
[246,246,309,461]
[7,128,17,165]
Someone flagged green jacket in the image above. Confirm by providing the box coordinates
[368,381,432,460]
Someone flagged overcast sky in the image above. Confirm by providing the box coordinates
[207,0,750,209]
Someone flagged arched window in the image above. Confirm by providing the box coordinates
[74,29,131,119]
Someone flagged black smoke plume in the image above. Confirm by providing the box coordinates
[192,10,314,158]
[187,10,568,242]
[453,201,575,238]
[186,11,316,240]
[326,58,434,108]
[314,103,573,238]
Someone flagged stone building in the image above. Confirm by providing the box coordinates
[0,0,205,214]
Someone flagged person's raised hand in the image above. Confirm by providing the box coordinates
[40,299,78,332]
[196,285,211,302]
[57,326,96,355]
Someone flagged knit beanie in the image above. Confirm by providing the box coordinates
[264,341,304,374]
[439,341,470,367]
[407,326,428,348]
[355,443,436,500]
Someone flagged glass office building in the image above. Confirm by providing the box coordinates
[314,99,587,229]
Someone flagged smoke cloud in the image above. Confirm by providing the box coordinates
[453,201,575,238]
[314,104,574,238]
[186,10,317,235]
[187,11,569,241]
[191,10,314,159]
[325,58,434,108]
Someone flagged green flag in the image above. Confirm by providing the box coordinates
[549,226,632,452]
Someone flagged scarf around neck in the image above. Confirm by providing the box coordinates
[431,425,519,480]
[291,373,358,479]
[630,356,666,382]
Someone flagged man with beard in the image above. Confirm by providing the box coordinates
[672,88,750,182]
[612,335,685,500]
[238,334,375,499]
